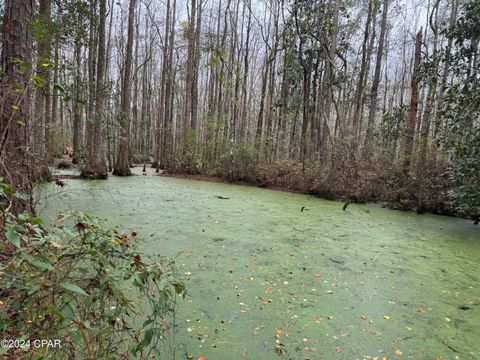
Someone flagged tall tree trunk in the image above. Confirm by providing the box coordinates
[113,0,136,176]
[72,25,83,164]
[364,0,389,152]
[155,0,171,172]
[40,0,53,161]
[351,0,375,138]
[83,0,108,178]
[0,0,35,215]
[419,0,440,168]
[402,28,422,172]
[162,0,176,168]
[51,36,59,154]
[85,2,97,167]
[184,0,197,140]
[434,0,457,139]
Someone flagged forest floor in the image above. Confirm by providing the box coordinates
[37,168,480,359]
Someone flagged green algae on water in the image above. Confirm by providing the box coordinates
[37,171,480,359]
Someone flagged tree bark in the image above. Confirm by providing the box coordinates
[0,0,35,215]
[402,28,422,172]
[82,0,108,178]
[364,0,389,152]
[113,0,136,176]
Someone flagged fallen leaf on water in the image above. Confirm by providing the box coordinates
[437,356,443,360]
[326,290,333,294]
[395,349,403,356]
[327,315,334,320]
[198,357,206,360]
[335,346,342,353]
[444,317,451,322]
[405,326,412,331]
[383,315,390,320]
[265,288,271,294]
[360,315,367,320]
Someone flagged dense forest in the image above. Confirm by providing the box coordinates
[0,1,479,359]
[0,0,479,218]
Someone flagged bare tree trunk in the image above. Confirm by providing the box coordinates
[184,0,197,140]
[83,0,108,178]
[0,0,35,215]
[51,35,59,154]
[364,0,389,152]
[402,29,422,172]
[85,2,97,167]
[162,0,176,168]
[434,0,457,139]
[155,0,171,172]
[351,0,375,138]
[40,0,53,161]
[113,0,136,176]
[419,0,440,169]
[239,0,251,142]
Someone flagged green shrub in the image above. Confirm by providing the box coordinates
[0,181,185,359]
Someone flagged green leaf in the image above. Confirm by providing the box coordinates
[23,254,53,270]
[47,305,66,320]
[70,327,82,344]
[31,260,54,271]
[53,83,65,93]
[18,213,30,222]
[14,191,30,201]
[30,217,44,225]
[63,302,76,320]
[60,283,88,296]
[2,183,14,196]
[6,228,21,248]
[143,328,154,346]
[32,75,45,88]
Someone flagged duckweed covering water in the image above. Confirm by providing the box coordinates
[37,170,480,359]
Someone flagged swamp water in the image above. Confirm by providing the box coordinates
[37,170,480,359]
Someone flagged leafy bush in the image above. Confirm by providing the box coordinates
[440,1,480,219]
[0,181,185,359]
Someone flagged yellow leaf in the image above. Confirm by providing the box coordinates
[395,349,403,356]
[383,315,391,320]
[327,315,333,320]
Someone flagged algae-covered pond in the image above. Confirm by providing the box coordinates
[37,170,480,359]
